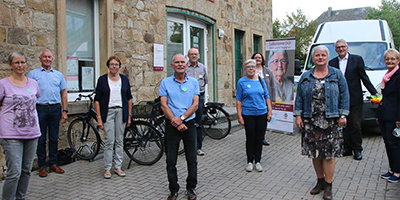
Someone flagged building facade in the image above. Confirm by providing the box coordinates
[0,0,272,176]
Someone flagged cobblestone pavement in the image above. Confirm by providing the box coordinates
[1,127,399,200]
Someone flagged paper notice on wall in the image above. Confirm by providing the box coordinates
[154,43,164,71]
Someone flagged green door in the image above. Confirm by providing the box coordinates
[235,30,244,84]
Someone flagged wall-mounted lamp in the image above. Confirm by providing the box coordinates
[218,28,225,38]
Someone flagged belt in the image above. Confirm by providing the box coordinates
[36,103,60,108]
[200,92,205,95]
[109,106,122,109]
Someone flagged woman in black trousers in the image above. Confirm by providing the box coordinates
[376,48,400,183]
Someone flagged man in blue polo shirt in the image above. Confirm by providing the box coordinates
[160,54,199,200]
[28,50,68,177]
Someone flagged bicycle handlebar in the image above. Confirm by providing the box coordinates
[74,92,96,102]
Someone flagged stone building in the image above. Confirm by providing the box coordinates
[0,0,272,177]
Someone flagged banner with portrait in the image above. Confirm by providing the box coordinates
[265,38,295,133]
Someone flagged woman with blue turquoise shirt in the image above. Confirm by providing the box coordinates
[294,45,349,200]
[236,59,272,172]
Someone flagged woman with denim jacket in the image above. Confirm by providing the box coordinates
[376,48,400,183]
[294,45,350,200]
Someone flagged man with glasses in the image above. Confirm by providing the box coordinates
[267,50,294,102]
[186,48,208,156]
[329,39,379,160]
[28,50,68,177]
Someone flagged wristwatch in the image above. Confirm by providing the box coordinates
[63,109,69,113]
[180,115,185,121]
[340,115,346,119]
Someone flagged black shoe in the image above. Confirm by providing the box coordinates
[263,140,270,146]
[187,188,197,200]
[167,192,178,200]
[342,150,352,157]
[353,150,362,160]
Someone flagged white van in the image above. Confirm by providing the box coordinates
[300,19,395,126]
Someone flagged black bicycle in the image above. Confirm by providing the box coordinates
[123,101,164,166]
[67,92,102,161]
[67,93,164,166]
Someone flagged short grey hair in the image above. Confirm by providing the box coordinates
[243,59,256,67]
[311,45,330,58]
[8,52,26,65]
[268,50,289,66]
[384,48,400,59]
[335,39,348,47]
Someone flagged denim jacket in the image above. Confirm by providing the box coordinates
[294,66,350,118]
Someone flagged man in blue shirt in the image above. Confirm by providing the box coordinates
[28,50,68,177]
[160,54,199,200]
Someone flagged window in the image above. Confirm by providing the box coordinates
[66,0,99,93]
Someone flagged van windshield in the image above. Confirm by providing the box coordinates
[306,42,388,71]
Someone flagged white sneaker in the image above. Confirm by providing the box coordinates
[255,162,263,172]
[245,162,253,172]
[197,149,205,156]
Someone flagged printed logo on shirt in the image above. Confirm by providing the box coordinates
[182,87,187,92]
[54,78,58,81]
[247,85,251,88]
[12,94,37,128]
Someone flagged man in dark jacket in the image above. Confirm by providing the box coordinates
[329,39,379,160]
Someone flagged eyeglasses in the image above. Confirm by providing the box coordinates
[270,59,286,65]
[335,45,347,49]
[385,57,398,61]
[245,65,256,69]
[12,61,26,65]
[253,56,262,59]
[109,63,120,66]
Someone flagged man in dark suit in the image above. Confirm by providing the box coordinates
[329,39,379,160]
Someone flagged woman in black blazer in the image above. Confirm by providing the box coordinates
[94,56,133,179]
[376,48,400,183]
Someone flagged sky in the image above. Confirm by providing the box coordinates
[273,0,383,21]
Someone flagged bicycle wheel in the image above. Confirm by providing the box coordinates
[67,118,101,160]
[124,120,164,165]
[202,107,231,139]
[155,116,185,155]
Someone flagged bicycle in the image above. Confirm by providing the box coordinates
[123,100,164,166]
[67,93,164,166]
[67,92,102,161]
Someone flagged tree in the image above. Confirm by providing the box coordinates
[366,0,400,49]
[273,9,318,64]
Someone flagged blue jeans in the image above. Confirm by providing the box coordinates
[195,94,205,150]
[36,104,61,167]
[164,119,197,193]
[1,138,38,200]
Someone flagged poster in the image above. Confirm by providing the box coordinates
[265,38,296,133]
[67,57,79,91]
[82,66,94,90]
[153,43,164,71]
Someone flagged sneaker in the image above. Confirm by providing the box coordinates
[388,174,400,183]
[245,162,253,172]
[255,162,263,172]
[197,149,205,156]
[381,172,394,179]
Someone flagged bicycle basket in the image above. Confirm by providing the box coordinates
[131,101,163,118]
[131,102,154,118]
